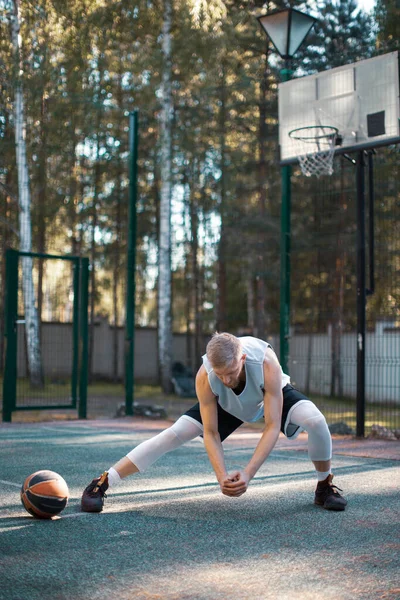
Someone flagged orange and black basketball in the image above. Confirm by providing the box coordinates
[21,470,69,519]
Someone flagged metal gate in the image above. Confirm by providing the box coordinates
[2,249,89,422]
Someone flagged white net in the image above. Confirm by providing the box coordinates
[289,126,338,178]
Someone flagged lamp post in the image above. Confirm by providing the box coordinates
[257,8,317,374]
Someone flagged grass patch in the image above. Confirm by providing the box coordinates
[1,377,168,400]
[310,394,400,430]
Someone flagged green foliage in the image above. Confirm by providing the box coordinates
[374,0,400,51]
[299,0,374,72]
[0,0,398,357]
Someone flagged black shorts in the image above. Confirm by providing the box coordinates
[183,384,310,441]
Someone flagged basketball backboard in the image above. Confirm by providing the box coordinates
[279,51,400,165]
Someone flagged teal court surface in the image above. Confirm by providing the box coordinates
[0,418,399,600]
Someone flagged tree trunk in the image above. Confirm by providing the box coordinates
[158,0,174,393]
[11,0,43,387]
[112,90,123,382]
[0,104,16,373]
[255,43,269,340]
[68,125,79,256]
[183,180,193,372]
[188,165,202,368]
[246,275,255,333]
[195,210,204,369]
[112,166,122,382]
[184,250,193,373]
[111,14,127,384]
[88,136,101,383]
[37,93,48,329]
[216,63,227,332]
[88,42,106,383]
[0,169,14,373]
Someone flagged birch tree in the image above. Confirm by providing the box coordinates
[158,0,227,392]
[158,0,174,393]
[10,0,43,386]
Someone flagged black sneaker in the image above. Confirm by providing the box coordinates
[314,474,347,511]
[81,472,109,513]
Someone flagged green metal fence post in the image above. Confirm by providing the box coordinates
[79,257,89,419]
[71,258,80,408]
[2,249,19,422]
[279,66,293,374]
[125,110,138,417]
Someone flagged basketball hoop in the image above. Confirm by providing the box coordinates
[289,126,339,177]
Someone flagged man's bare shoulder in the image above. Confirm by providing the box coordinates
[195,364,215,402]
[263,347,282,379]
[263,345,281,364]
[195,363,208,386]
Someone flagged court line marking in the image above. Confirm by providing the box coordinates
[1,428,141,438]
[0,458,391,495]
[0,460,390,499]
[0,524,35,532]
[0,479,21,488]
[40,426,125,434]
[42,426,77,432]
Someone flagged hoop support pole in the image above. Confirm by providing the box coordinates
[356,150,366,438]
[280,165,291,373]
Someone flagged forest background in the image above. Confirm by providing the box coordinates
[0,0,399,393]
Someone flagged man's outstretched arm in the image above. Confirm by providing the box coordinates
[196,366,228,486]
[221,351,283,497]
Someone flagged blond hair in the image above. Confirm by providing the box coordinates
[206,332,242,369]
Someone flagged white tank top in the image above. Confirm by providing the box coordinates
[202,336,290,423]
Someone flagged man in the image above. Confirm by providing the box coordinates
[81,333,347,512]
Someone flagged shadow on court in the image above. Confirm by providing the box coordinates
[0,418,399,600]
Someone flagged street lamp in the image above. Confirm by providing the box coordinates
[257,7,317,374]
[257,8,317,61]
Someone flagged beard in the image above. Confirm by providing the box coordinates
[226,367,245,389]
[226,379,240,389]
